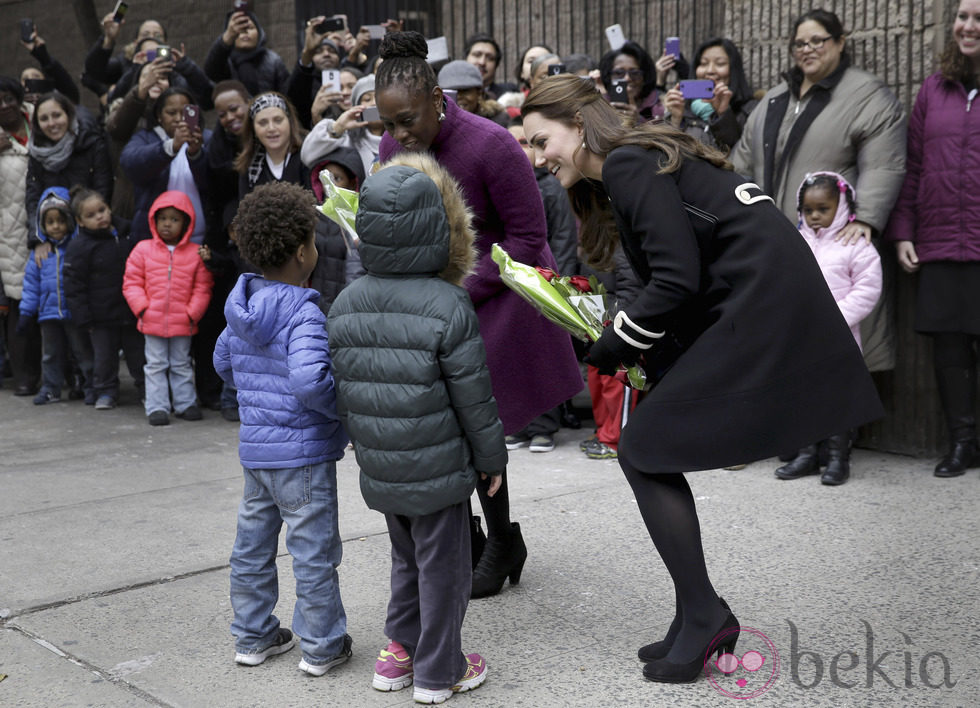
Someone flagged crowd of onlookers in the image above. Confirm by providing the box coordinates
[0,4,979,478]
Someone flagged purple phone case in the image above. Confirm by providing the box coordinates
[680,80,715,100]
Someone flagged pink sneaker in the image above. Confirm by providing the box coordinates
[412,653,488,704]
[372,640,413,691]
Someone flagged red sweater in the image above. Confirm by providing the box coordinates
[123,190,213,337]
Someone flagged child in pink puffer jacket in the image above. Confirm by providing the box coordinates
[774,172,882,486]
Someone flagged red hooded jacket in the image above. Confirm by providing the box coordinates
[123,190,213,337]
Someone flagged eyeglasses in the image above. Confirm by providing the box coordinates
[715,651,767,674]
[791,35,834,53]
[610,68,644,79]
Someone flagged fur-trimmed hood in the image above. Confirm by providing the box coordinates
[356,152,475,286]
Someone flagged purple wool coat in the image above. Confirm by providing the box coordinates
[885,72,980,262]
[380,98,583,434]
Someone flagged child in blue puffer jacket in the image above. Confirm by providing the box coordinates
[213,181,351,677]
[18,187,94,404]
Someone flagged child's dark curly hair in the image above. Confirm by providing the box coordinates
[233,182,317,270]
[797,173,857,217]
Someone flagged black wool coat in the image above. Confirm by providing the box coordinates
[603,145,882,472]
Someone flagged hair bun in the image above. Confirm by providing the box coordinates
[378,31,428,61]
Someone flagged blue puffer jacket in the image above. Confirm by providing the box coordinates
[214,273,348,469]
[20,187,76,323]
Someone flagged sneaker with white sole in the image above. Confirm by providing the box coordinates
[372,639,413,691]
[235,627,295,666]
[528,434,555,453]
[504,433,530,450]
[582,438,617,459]
[412,653,487,704]
[299,633,352,676]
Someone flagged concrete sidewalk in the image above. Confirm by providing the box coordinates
[1,388,977,707]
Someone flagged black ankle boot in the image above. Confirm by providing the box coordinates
[935,439,980,477]
[774,444,819,480]
[471,522,527,599]
[821,433,851,485]
[470,515,487,570]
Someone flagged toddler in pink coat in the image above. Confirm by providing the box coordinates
[774,172,882,486]
[124,190,214,426]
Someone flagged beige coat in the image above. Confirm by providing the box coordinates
[0,116,31,300]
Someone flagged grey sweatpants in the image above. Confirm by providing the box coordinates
[384,500,471,690]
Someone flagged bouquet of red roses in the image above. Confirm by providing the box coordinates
[491,244,647,389]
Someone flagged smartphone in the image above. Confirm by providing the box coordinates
[232,0,251,12]
[426,36,449,63]
[605,24,626,51]
[442,88,457,103]
[665,36,680,59]
[24,78,55,94]
[19,19,35,43]
[111,1,129,23]
[679,79,715,100]
[315,16,345,33]
[145,49,157,62]
[547,63,567,76]
[363,24,386,39]
[183,104,200,131]
[155,45,172,62]
[361,105,380,122]
[321,69,341,92]
[610,79,629,102]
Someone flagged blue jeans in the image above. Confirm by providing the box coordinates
[143,334,195,414]
[229,461,347,664]
[39,320,93,397]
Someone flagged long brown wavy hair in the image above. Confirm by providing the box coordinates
[521,74,731,270]
[939,39,978,85]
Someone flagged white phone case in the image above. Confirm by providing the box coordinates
[605,24,626,51]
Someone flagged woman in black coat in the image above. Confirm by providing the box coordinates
[26,92,112,244]
[521,75,882,683]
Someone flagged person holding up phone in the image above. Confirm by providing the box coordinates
[301,74,383,179]
[285,16,348,129]
[662,38,757,154]
[82,11,166,100]
[204,6,288,97]
[108,37,215,112]
[598,41,663,123]
[18,23,80,105]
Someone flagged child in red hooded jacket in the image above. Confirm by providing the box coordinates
[124,190,214,426]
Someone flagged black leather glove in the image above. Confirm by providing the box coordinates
[585,312,663,375]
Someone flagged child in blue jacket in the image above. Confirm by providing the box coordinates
[19,187,94,404]
[213,181,351,676]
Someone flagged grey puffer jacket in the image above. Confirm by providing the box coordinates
[328,152,507,517]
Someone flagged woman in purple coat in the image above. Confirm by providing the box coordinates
[886,0,980,478]
[375,32,583,598]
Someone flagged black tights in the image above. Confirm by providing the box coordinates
[476,468,510,537]
[620,459,728,662]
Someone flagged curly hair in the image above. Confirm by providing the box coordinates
[232,182,317,270]
[376,31,437,96]
[939,40,976,85]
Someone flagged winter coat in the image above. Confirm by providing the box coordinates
[380,97,583,434]
[0,106,32,300]
[62,216,136,328]
[797,173,882,349]
[328,152,507,516]
[110,56,215,110]
[237,151,310,200]
[26,112,113,244]
[601,145,882,473]
[123,191,213,338]
[214,273,348,469]
[29,43,79,105]
[884,72,980,262]
[20,187,76,323]
[535,167,578,276]
[301,118,383,178]
[730,61,906,373]
[120,126,212,242]
[203,13,289,97]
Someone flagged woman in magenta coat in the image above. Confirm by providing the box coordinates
[885,0,980,478]
[375,32,583,598]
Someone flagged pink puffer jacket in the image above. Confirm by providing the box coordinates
[123,190,213,337]
[798,172,883,351]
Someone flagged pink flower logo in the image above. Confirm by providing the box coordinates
[704,626,780,699]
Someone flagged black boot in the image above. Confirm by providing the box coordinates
[774,444,819,480]
[821,433,851,485]
[934,366,980,478]
[471,522,527,599]
[469,515,487,570]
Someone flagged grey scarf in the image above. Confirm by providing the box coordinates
[28,117,79,173]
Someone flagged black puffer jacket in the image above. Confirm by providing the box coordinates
[63,216,136,328]
[26,112,113,244]
[204,12,289,96]
[328,153,507,517]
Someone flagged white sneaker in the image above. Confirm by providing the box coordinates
[235,628,294,666]
[298,634,352,676]
[412,653,487,704]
